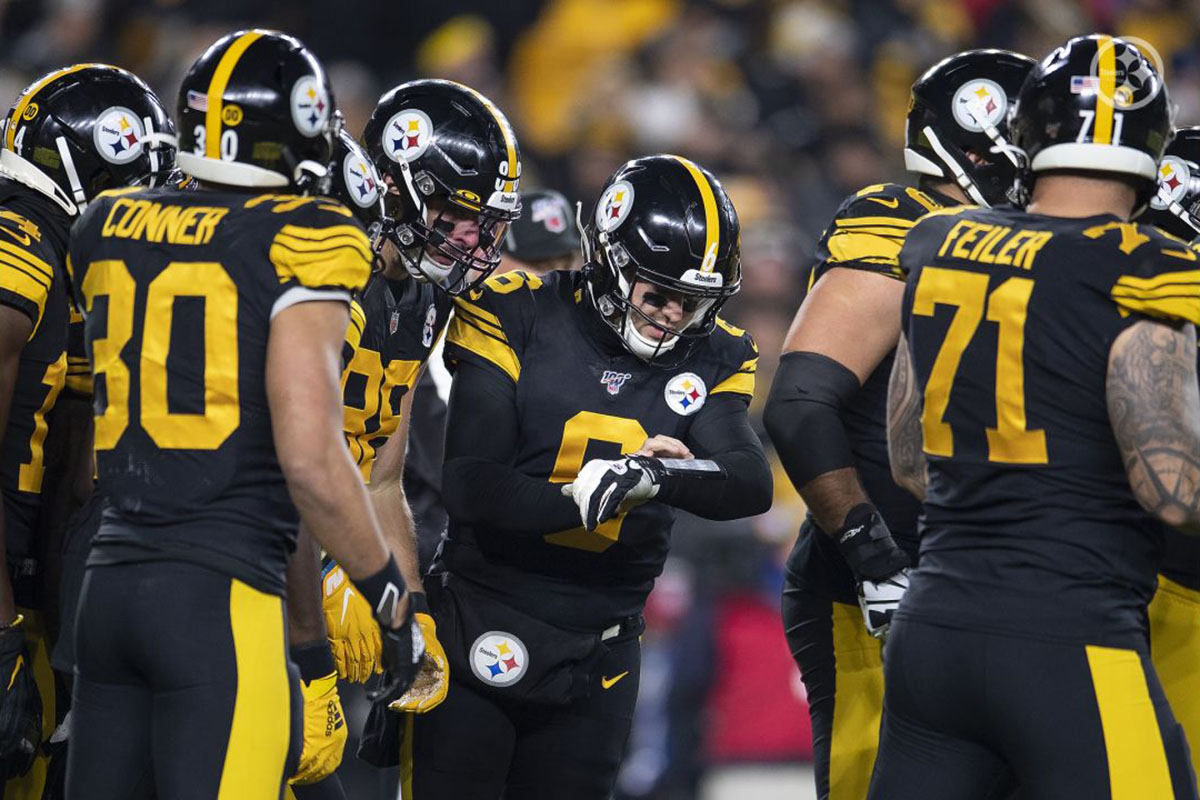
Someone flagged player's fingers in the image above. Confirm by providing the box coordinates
[634,435,692,459]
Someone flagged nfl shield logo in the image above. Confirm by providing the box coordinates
[601,370,632,396]
[389,310,400,335]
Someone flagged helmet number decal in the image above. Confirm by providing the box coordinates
[11,125,26,153]
[220,129,238,161]
[1077,110,1125,146]
[193,124,206,155]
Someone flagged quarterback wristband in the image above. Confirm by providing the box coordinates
[833,503,910,581]
[290,641,337,682]
[356,555,408,626]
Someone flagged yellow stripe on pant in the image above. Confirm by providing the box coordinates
[1150,574,1200,790]
[217,579,292,799]
[400,713,415,800]
[1086,644,1174,799]
[828,601,884,800]
[4,611,55,800]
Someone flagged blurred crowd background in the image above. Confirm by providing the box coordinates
[2,0,1198,797]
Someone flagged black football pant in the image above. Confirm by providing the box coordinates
[868,618,1199,800]
[66,560,302,800]
[406,634,640,799]
[782,575,886,800]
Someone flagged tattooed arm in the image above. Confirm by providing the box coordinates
[887,331,927,500]
[1107,320,1200,535]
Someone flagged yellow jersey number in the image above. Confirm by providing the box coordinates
[82,259,240,451]
[546,411,648,552]
[912,267,1047,464]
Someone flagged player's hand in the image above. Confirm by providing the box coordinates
[369,594,425,707]
[322,563,382,683]
[562,456,662,531]
[388,593,449,713]
[857,569,910,639]
[289,671,347,785]
[0,617,41,779]
[633,435,692,459]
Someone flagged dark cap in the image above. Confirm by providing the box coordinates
[504,189,581,262]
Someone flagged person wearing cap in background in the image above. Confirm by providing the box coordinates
[500,189,582,275]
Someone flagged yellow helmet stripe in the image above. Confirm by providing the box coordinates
[669,154,720,273]
[205,31,264,159]
[1094,35,1116,146]
[6,63,109,151]
[455,82,518,192]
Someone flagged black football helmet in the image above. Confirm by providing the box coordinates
[583,155,740,365]
[176,29,337,193]
[905,49,1036,206]
[363,79,521,296]
[328,126,384,230]
[1143,126,1200,240]
[0,64,175,216]
[1009,35,1172,209]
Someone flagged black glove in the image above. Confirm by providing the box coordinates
[832,504,912,639]
[0,618,41,779]
[366,600,425,708]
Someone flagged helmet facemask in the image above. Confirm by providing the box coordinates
[379,166,518,296]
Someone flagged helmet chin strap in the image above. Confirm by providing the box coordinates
[0,150,77,215]
[56,136,88,212]
[924,126,989,206]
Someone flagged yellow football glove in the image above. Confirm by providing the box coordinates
[322,562,382,683]
[289,646,347,785]
[388,593,449,713]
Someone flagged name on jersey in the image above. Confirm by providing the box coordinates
[101,198,229,246]
[937,220,1053,270]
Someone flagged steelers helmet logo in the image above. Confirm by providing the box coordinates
[93,107,146,165]
[1151,156,1191,211]
[597,180,634,232]
[469,631,528,687]
[1090,36,1164,112]
[952,80,1007,133]
[384,110,433,163]
[290,75,331,138]
[342,150,381,209]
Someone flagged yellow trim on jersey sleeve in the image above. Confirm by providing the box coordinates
[0,241,53,325]
[448,297,520,383]
[1111,269,1200,325]
[669,155,720,273]
[206,31,264,160]
[345,300,366,352]
[269,224,371,291]
[1085,645,1174,799]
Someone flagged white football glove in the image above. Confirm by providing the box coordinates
[857,568,910,639]
[562,457,660,531]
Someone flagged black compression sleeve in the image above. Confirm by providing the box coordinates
[441,360,581,535]
[762,351,861,490]
[654,393,773,519]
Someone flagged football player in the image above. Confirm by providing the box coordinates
[762,49,1033,800]
[63,30,422,799]
[400,154,772,799]
[876,35,1200,798]
[501,189,582,275]
[1141,125,1200,789]
[0,63,176,795]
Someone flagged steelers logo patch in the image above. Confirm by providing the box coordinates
[290,75,330,138]
[384,109,433,163]
[597,180,634,232]
[951,80,1006,133]
[1151,156,1191,211]
[664,372,707,416]
[93,107,146,165]
[470,631,527,687]
[342,150,380,209]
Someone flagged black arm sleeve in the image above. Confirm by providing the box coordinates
[440,360,581,535]
[654,393,773,520]
[762,350,860,490]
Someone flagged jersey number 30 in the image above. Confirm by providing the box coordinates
[912,267,1048,464]
[83,259,239,451]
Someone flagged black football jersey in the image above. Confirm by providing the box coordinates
[785,182,949,602]
[69,188,372,593]
[0,180,72,562]
[897,206,1200,646]
[442,270,757,629]
[341,273,451,483]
